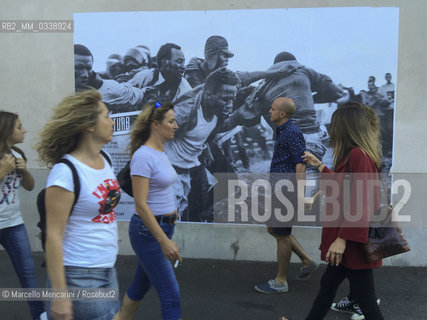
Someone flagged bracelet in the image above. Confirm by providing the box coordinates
[316,163,323,169]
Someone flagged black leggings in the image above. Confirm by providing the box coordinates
[305,264,384,320]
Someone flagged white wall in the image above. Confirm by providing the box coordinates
[2,0,426,266]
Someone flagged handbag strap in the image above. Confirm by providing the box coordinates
[345,152,391,210]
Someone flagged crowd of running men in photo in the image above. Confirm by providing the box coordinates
[0,35,392,320]
[74,36,394,223]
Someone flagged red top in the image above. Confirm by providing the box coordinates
[320,148,382,269]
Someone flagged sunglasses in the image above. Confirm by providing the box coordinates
[149,101,165,119]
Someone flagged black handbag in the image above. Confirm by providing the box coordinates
[345,158,410,262]
[117,160,133,197]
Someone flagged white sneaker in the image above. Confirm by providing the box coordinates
[349,299,381,320]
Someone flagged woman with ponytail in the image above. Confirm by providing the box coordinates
[119,101,182,320]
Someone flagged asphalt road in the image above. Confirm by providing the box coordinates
[0,252,426,319]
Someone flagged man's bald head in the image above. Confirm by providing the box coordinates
[272,97,296,118]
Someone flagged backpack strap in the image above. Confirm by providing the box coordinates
[10,146,27,162]
[58,158,80,208]
[59,151,111,206]
[100,150,112,167]
[36,158,80,254]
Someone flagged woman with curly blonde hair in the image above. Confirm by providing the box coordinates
[37,90,121,320]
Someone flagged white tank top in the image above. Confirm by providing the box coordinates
[165,106,217,169]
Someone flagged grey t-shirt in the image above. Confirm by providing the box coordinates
[131,145,177,215]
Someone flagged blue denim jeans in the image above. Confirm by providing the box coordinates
[127,215,181,320]
[0,223,45,319]
[47,267,120,320]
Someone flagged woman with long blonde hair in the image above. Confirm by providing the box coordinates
[280,101,384,319]
[119,101,182,320]
[37,90,121,320]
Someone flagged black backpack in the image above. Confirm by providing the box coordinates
[36,151,111,251]
[117,160,133,197]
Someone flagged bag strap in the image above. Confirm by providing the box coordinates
[100,149,112,167]
[53,150,109,218]
[11,146,27,161]
[343,155,351,215]
[59,151,110,207]
[57,158,80,210]
[345,152,391,207]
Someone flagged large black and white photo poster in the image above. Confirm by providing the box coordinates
[74,7,399,222]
